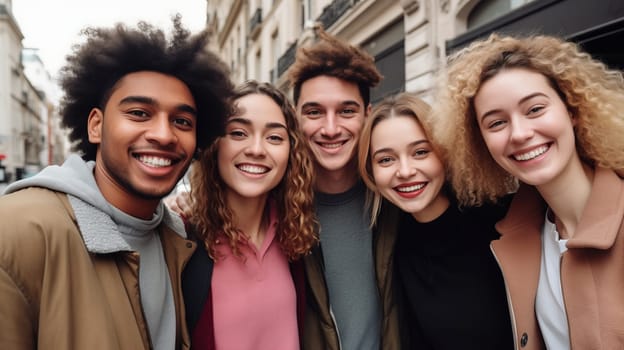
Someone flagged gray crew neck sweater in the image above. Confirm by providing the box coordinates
[315,182,381,350]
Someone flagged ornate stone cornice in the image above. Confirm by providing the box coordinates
[401,0,420,14]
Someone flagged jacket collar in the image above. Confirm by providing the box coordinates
[496,167,624,250]
[567,167,624,249]
[67,195,188,254]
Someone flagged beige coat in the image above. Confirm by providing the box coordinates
[0,187,196,349]
[492,168,624,349]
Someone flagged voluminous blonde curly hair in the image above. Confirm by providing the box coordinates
[189,80,318,261]
[432,33,624,206]
[357,92,440,226]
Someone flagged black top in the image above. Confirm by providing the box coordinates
[394,200,514,349]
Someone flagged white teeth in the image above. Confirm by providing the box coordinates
[396,183,425,192]
[139,155,172,167]
[514,145,549,161]
[320,142,344,149]
[238,164,268,174]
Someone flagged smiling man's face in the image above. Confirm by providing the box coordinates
[88,71,197,217]
[297,75,366,179]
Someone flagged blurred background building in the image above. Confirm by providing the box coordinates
[2,0,622,187]
[205,0,623,101]
[1,0,68,187]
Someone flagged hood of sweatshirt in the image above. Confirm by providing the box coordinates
[4,154,187,253]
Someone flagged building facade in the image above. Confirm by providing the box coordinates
[205,0,623,103]
[0,0,64,183]
[22,48,68,166]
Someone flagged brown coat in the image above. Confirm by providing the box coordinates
[492,168,624,349]
[0,187,195,349]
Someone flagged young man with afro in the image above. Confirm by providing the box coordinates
[288,27,400,350]
[0,17,233,350]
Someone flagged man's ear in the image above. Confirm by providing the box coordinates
[88,108,103,144]
[366,103,372,117]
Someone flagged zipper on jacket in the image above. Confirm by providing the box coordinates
[490,244,520,350]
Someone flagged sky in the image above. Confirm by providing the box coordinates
[12,0,207,79]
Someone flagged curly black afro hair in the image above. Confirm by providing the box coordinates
[58,15,234,160]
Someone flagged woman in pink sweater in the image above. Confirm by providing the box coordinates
[182,81,317,350]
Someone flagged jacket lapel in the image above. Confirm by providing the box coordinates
[492,185,545,349]
[561,168,624,348]
[567,167,624,249]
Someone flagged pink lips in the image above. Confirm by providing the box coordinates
[393,182,426,199]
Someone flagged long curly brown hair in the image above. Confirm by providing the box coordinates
[189,80,318,261]
[432,33,624,206]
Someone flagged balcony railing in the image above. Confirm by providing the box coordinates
[317,0,352,30]
[277,42,297,77]
[249,8,263,38]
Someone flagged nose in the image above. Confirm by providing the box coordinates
[244,135,266,157]
[509,116,534,143]
[396,157,416,178]
[320,112,340,138]
[145,114,177,146]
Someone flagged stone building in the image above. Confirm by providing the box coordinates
[0,0,68,183]
[22,48,68,166]
[0,0,46,182]
[205,0,623,102]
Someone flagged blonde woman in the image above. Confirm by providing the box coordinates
[433,33,624,349]
[358,93,513,349]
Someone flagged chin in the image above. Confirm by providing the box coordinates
[135,185,176,200]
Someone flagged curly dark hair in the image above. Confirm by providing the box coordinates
[288,26,382,106]
[58,15,234,160]
[190,80,318,261]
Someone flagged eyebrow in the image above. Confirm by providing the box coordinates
[372,139,429,157]
[300,100,362,110]
[479,92,548,122]
[119,95,197,116]
[227,117,287,130]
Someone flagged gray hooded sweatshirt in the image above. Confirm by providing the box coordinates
[4,154,186,350]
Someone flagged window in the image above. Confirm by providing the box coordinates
[468,0,533,29]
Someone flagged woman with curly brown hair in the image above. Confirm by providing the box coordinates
[181,80,318,350]
[433,33,624,349]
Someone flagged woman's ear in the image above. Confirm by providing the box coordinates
[568,108,579,126]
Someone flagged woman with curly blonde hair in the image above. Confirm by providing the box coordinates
[181,80,318,350]
[433,33,624,349]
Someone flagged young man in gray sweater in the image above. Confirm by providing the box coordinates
[288,27,400,350]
